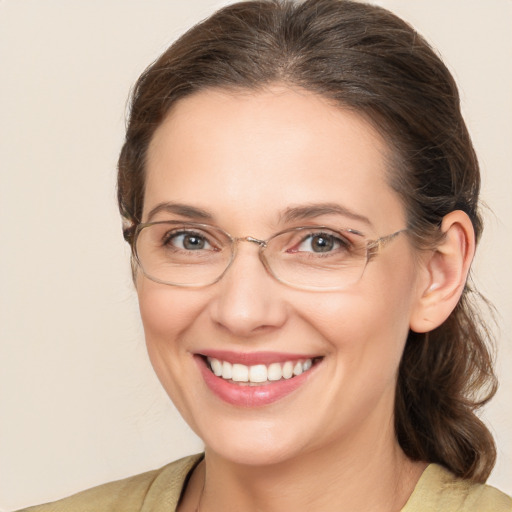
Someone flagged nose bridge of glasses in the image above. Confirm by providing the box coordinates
[242,236,267,248]
[229,236,270,273]
[217,235,272,285]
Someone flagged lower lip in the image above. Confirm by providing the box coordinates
[196,356,319,407]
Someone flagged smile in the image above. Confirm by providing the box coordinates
[196,352,322,407]
[207,357,314,384]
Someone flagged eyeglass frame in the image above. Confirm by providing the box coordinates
[125,220,407,292]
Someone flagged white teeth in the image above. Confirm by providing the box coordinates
[249,364,268,383]
[210,358,222,376]
[282,361,293,379]
[207,357,315,383]
[232,363,249,382]
[267,362,283,381]
[222,361,232,380]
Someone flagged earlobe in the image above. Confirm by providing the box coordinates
[409,210,476,333]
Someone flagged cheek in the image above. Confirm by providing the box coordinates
[137,279,207,341]
[301,288,412,344]
[136,281,209,425]
[136,280,209,395]
[298,259,417,367]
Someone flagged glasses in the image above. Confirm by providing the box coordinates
[130,221,406,291]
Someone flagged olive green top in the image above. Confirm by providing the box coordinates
[19,454,512,511]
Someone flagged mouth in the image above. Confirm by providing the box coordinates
[196,352,323,407]
[205,356,317,385]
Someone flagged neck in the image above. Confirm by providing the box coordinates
[194,428,426,512]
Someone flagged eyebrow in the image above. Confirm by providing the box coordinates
[280,203,373,227]
[146,202,214,222]
[146,201,372,228]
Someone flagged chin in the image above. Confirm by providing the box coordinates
[192,411,322,468]
[205,434,303,467]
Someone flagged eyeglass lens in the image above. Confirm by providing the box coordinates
[134,222,370,290]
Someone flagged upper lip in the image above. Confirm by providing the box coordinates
[197,350,321,366]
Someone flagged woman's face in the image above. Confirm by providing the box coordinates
[138,86,425,466]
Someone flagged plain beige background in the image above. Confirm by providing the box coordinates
[0,1,510,510]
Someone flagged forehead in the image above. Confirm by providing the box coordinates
[144,85,405,234]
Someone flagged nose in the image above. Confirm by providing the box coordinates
[208,241,287,338]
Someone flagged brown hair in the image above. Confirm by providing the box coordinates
[118,0,497,482]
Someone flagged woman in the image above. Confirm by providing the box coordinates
[19,0,511,510]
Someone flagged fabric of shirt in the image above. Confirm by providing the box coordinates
[18,454,512,511]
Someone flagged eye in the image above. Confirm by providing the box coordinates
[294,231,350,254]
[164,230,214,251]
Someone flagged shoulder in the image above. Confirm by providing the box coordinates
[403,463,512,512]
[17,454,203,512]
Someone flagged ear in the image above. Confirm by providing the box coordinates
[409,210,476,333]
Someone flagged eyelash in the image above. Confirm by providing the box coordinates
[162,230,214,250]
[155,224,362,255]
[291,232,352,253]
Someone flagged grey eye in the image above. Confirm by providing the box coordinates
[296,233,347,253]
[168,232,212,251]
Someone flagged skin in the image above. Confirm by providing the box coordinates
[136,85,456,511]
